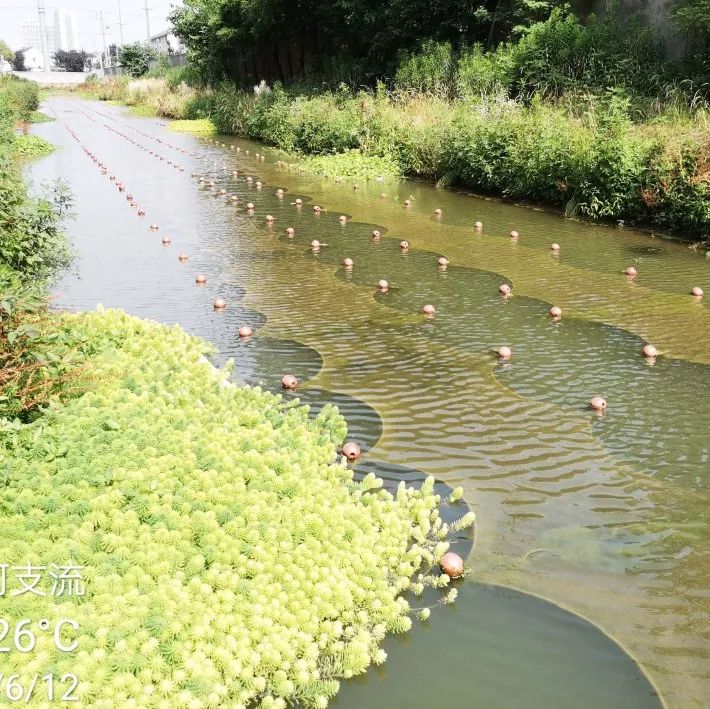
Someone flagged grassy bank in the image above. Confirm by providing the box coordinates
[76,74,708,240]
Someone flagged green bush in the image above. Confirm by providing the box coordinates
[0,156,73,280]
[509,9,666,97]
[0,75,39,121]
[394,41,455,96]
[0,308,473,707]
[0,271,86,420]
[455,43,514,98]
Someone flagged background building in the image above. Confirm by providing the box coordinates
[16,46,45,71]
[53,10,80,52]
[21,20,56,59]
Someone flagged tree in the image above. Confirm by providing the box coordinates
[673,0,710,43]
[53,49,89,72]
[118,42,157,77]
[12,51,26,72]
[0,39,13,64]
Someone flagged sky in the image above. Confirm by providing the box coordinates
[0,0,182,52]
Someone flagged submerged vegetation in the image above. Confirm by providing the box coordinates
[0,309,473,707]
[79,5,710,238]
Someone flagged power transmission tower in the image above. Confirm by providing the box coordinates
[117,0,125,46]
[98,11,108,68]
[37,0,50,71]
[144,0,151,41]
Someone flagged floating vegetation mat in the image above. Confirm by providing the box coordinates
[0,308,473,708]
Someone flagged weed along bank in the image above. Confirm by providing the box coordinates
[1,1,709,706]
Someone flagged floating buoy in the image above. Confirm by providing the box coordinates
[372,230,381,238]
[499,283,511,295]
[281,374,298,389]
[238,325,253,338]
[213,297,227,310]
[342,442,361,461]
[286,227,295,236]
[642,344,657,358]
[438,256,449,266]
[246,202,255,210]
[378,279,389,291]
[549,305,562,318]
[178,253,188,262]
[625,266,638,277]
[422,304,436,315]
[550,242,560,252]
[690,286,704,297]
[497,346,512,360]
[590,396,607,411]
[440,552,464,578]
[400,240,410,250]
[339,215,347,223]
[343,258,354,268]
[474,221,483,230]
[265,215,274,223]
[434,208,442,215]
[510,230,519,238]
[195,274,207,285]
[150,223,159,231]
[161,235,171,245]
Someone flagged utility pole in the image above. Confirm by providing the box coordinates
[98,11,108,68]
[117,0,125,46]
[144,0,151,42]
[37,0,50,71]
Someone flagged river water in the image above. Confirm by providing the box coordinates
[28,96,710,707]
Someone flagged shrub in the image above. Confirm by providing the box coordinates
[0,75,39,120]
[119,42,158,78]
[0,272,86,420]
[0,157,73,280]
[0,309,473,707]
[394,41,455,96]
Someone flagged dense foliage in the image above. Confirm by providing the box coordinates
[119,42,158,78]
[169,0,565,84]
[54,49,90,73]
[0,74,75,420]
[0,309,473,707]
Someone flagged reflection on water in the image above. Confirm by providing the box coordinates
[33,97,710,707]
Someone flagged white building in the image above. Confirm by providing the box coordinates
[16,46,46,71]
[54,10,80,52]
[149,29,185,55]
[21,20,56,58]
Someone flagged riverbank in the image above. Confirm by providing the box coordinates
[74,76,709,241]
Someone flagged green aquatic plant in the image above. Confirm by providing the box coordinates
[168,118,216,134]
[0,309,473,708]
[280,150,401,182]
[11,133,55,159]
